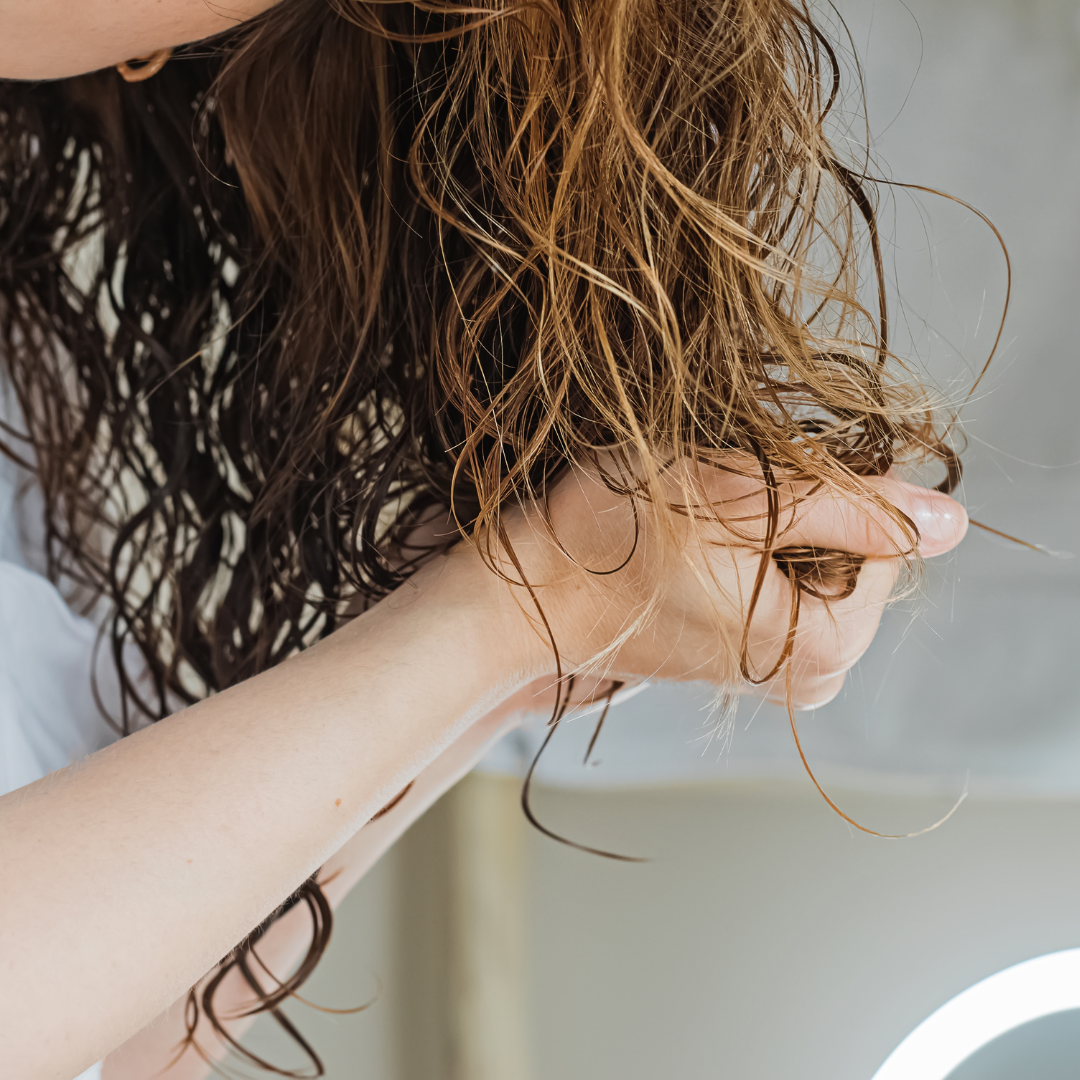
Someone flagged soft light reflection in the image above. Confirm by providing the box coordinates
[871,949,1080,1080]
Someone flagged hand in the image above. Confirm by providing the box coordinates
[501,456,968,709]
[0,451,963,1080]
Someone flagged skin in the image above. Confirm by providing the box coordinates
[102,683,559,1078]
[0,459,968,1080]
[102,690,536,1078]
[0,0,281,81]
[0,8,970,1077]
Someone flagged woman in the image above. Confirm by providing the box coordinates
[0,0,970,1076]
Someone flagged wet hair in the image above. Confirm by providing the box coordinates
[0,0,965,1071]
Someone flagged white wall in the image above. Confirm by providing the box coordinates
[240,780,1080,1079]
[525,782,1080,1080]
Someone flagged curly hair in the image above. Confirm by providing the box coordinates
[0,0,963,1071]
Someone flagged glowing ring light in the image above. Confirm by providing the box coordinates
[871,948,1080,1080]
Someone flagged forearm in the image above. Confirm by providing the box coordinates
[103,698,536,1080]
[0,0,278,81]
[0,545,540,1080]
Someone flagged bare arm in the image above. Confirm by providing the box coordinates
[0,0,278,81]
[102,687,545,1080]
[0,463,966,1080]
[2,541,543,1080]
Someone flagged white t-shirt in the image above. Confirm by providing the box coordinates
[0,386,121,1080]
[0,388,122,799]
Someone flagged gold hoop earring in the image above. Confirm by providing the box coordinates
[116,48,173,83]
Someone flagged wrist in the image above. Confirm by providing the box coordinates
[434,536,560,688]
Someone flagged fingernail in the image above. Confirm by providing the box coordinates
[910,491,968,557]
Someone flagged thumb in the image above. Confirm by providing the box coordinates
[780,478,968,558]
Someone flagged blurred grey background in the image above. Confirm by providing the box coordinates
[240,1,1080,1076]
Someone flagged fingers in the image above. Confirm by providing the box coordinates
[753,556,900,709]
[764,479,965,706]
[779,478,968,559]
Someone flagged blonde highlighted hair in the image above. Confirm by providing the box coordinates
[0,0,959,1069]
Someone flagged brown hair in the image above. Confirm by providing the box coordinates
[0,0,960,1070]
